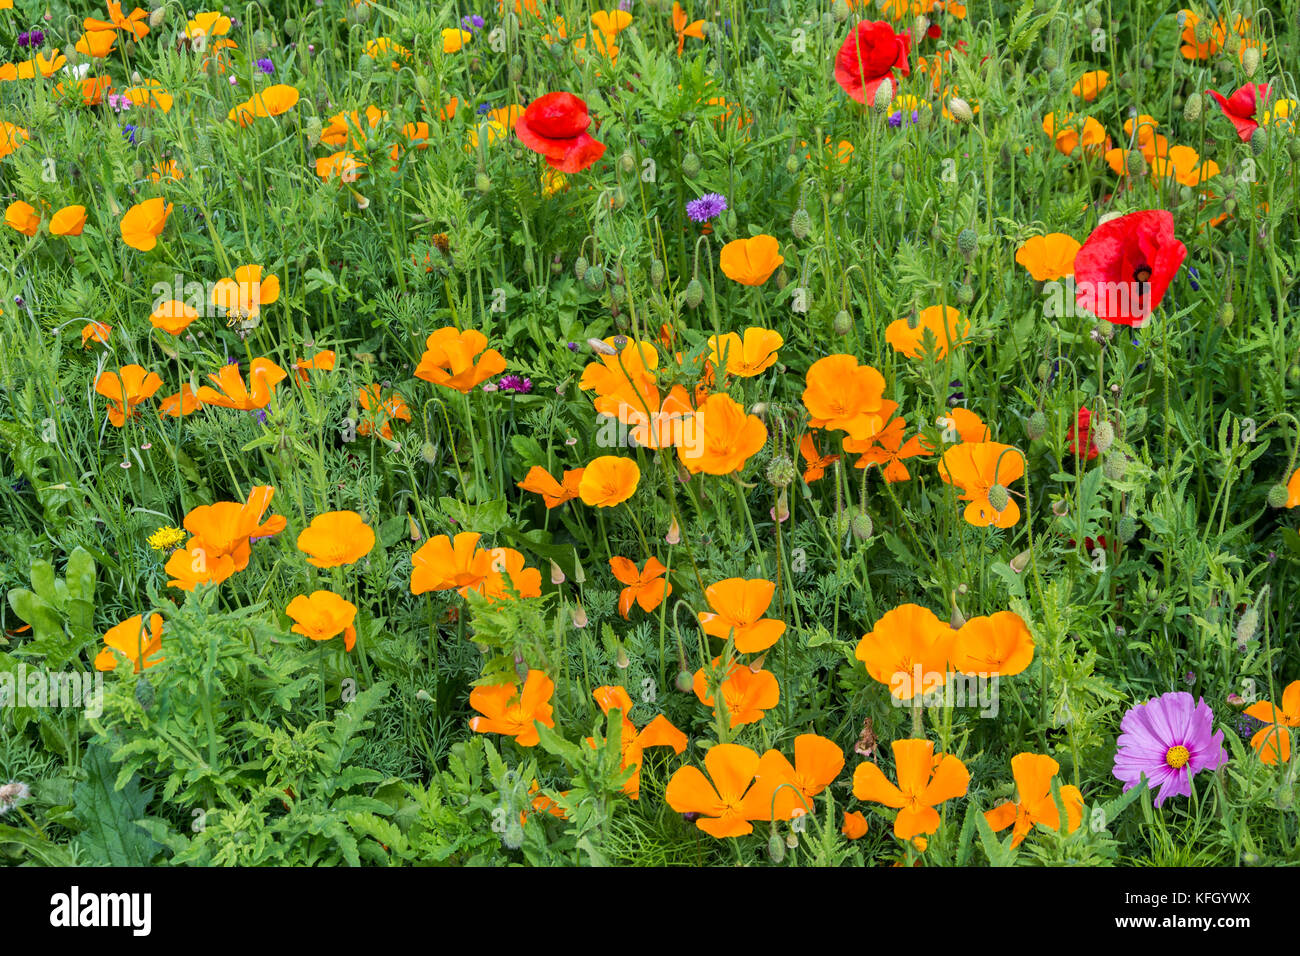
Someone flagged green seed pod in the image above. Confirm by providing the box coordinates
[684,277,704,308]
[1092,420,1115,454]
[619,148,636,174]
[584,266,606,292]
[833,310,852,336]
[957,227,978,258]
[851,510,874,541]
[957,283,974,305]
[832,0,851,21]
[785,153,801,175]
[830,187,845,207]
[574,255,589,280]
[986,484,1010,512]
[650,258,665,287]
[283,18,298,36]
[1026,410,1047,441]
[550,254,563,276]
[1038,48,1059,71]
[1048,67,1067,92]
[890,162,905,181]
[419,441,437,464]
[872,81,894,112]
[1183,92,1203,123]
[1103,453,1127,482]
[610,283,626,304]
[357,54,375,73]
[1116,513,1137,543]
[1085,7,1102,30]
[767,831,786,863]
[1287,364,1300,386]
[675,668,694,693]
[1250,126,1269,156]
[1267,483,1290,508]
[766,454,796,488]
[1219,302,1234,327]
[790,207,813,240]
[682,152,702,178]
[610,187,627,210]
[475,172,492,193]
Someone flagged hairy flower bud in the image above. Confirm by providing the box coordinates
[947,96,974,123]
[681,152,701,178]
[790,207,812,240]
[684,276,705,309]
[1026,410,1047,441]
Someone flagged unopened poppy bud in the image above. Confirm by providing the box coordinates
[851,510,873,541]
[1126,150,1148,176]
[419,441,437,464]
[615,644,630,669]
[619,148,636,173]
[1103,453,1127,481]
[572,603,588,628]
[1235,606,1259,646]
[684,276,704,309]
[1085,7,1102,30]
[767,830,786,863]
[508,53,523,82]
[650,258,665,287]
[1047,67,1066,92]
[574,255,589,280]
[1026,410,1047,441]
[1288,365,1300,386]
[949,596,966,630]
[987,483,1010,512]
[889,162,905,181]
[583,266,606,292]
[681,152,701,178]
[1092,419,1115,454]
[475,172,492,193]
[587,337,617,356]
[790,207,812,239]
[957,227,978,258]
[957,283,974,305]
[665,513,682,545]
[609,187,627,210]
[834,310,852,335]
[1117,513,1137,543]
[675,668,693,693]
[872,81,894,112]
[149,6,165,27]
[1038,47,1059,71]
[832,0,851,19]
[1009,548,1032,573]
[766,454,796,488]
[1249,126,1269,156]
[947,96,974,123]
[776,268,789,290]
[1182,92,1203,123]
[1218,302,1235,327]
[1052,497,1069,517]
[550,560,565,585]
[1267,483,1290,508]
[135,675,155,710]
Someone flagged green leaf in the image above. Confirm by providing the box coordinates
[73,744,162,866]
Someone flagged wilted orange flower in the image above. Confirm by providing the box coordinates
[81,321,112,347]
[296,511,375,568]
[1042,112,1107,157]
[84,1,150,39]
[94,613,164,672]
[698,578,785,653]
[468,669,555,746]
[610,556,671,618]
[885,306,970,358]
[74,31,117,58]
[855,604,954,701]
[579,455,640,506]
[950,611,1035,676]
[414,327,506,392]
[518,465,586,508]
[357,384,410,439]
[149,159,183,182]
[292,350,336,382]
[853,738,969,839]
[665,743,771,837]
[719,235,784,286]
[49,205,87,237]
[678,393,767,476]
[96,364,163,426]
[799,432,839,483]
[1245,681,1299,764]
[985,753,1084,847]
[196,358,288,410]
[212,265,280,319]
[1015,233,1081,280]
[707,328,783,377]
[844,416,931,481]
[159,385,201,418]
[150,300,199,335]
[842,810,869,839]
[587,685,688,798]
[1071,70,1109,101]
[286,590,358,651]
[693,656,780,728]
[5,200,39,236]
[749,734,845,822]
[939,441,1025,528]
[802,355,896,441]
[322,106,388,148]
[119,197,172,251]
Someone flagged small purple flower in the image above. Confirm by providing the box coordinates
[1112,692,1229,808]
[566,342,581,353]
[256,58,275,74]
[122,124,138,145]
[251,409,268,425]
[1187,265,1200,291]
[617,0,633,10]
[1183,671,1196,686]
[476,101,493,115]
[686,192,727,223]
[498,374,533,395]
[461,14,486,31]
[19,30,46,48]
[888,111,903,128]
[107,93,131,113]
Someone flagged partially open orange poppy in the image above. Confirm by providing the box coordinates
[119,197,172,251]
[610,556,671,618]
[196,358,288,410]
[802,355,896,440]
[985,753,1084,846]
[938,441,1025,528]
[518,465,585,508]
[296,511,375,568]
[698,578,785,653]
[853,738,969,839]
[707,327,783,378]
[885,306,970,358]
[855,604,954,701]
[95,364,163,427]
[693,655,780,727]
[587,685,688,798]
[578,455,640,506]
[468,669,555,746]
[94,613,164,672]
[950,611,1035,676]
[286,590,358,651]
[1015,233,1081,281]
[414,327,506,392]
[719,234,784,286]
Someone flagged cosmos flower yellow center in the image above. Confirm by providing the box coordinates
[1165,745,1190,769]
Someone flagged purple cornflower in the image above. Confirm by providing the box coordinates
[476,102,493,115]
[1112,692,1229,808]
[686,192,727,223]
[461,14,486,31]
[256,58,275,74]
[497,374,533,395]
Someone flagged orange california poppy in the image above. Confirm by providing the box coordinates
[799,432,840,483]
[1178,10,1222,60]
[296,511,375,568]
[578,455,640,506]
[159,385,201,418]
[697,578,785,653]
[610,556,671,618]
[180,484,287,566]
[842,810,869,839]
[1042,112,1107,157]
[673,2,706,55]
[693,656,780,728]
[414,327,506,392]
[410,531,495,596]
[321,106,388,148]
[468,669,555,746]
[315,151,366,182]
[478,547,543,602]
[579,337,659,410]
[1015,233,1081,281]
[95,364,163,427]
[196,358,288,410]
[843,415,931,481]
[885,305,970,359]
[707,328,783,378]
[119,197,172,251]
[61,75,113,105]
[748,734,846,822]
[802,355,896,441]
[286,590,358,651]
[588,685,688,798]
[150,300,199,335]
[0,122,30,159]
[123,79,172,111]
[985,752,1084,847]
[164,539,241,591]
[4,200,39,236]
[1071,70,1109,102]
[950,611,1035,676]
[211,265,280,319]
[1150,145,1219,188]
[149,159,183,182]
[853,738,969,839]
[1244,680,1299,764]
[84,1,150,39]
[1286,468,1300,508]
[855,603,954,701]
[939,441,1025,528]
[677,393,767,476]
[600,384,697,451]
[94,613,164,672]
[74,30,117,57]
[49,205,87,237]
[664,743,772,837]
[81,322,112,347]
[292,350,337,383]
[517,465,586,508]
[719,234,783,286]
[230,84,300,125]
[357,384,410,439]
[935,407,991,445]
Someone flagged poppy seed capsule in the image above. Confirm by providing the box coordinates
[790,207,812,239]
[957,227,977,257]
[684,277,704,308]
[957,283,974,305]
[834,310,852,335]
[1092,420,1115,454]
[681,152,701,178]
[1267,483,1290,508]
[947,96,974,123]
[986,484,1010,512]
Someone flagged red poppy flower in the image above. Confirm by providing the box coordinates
[834,20,910,106]
[1206,83,1270,142]
[1067,407,1099,460]
[515,92,606,173]
[1073,210,1186,327]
